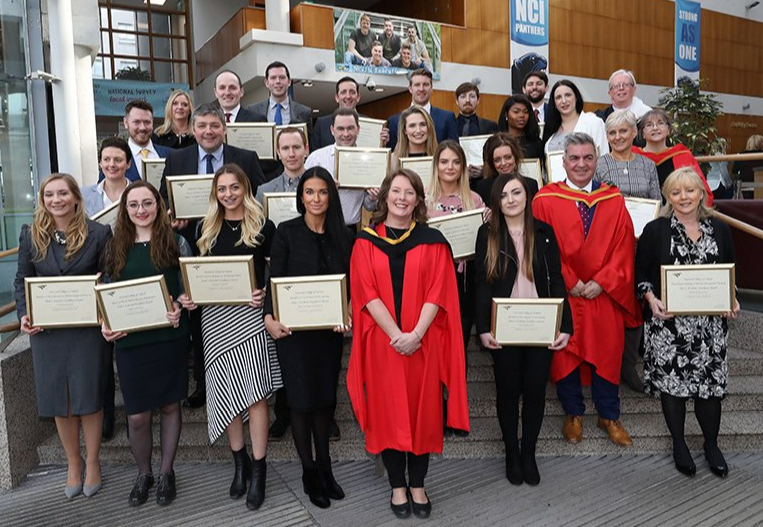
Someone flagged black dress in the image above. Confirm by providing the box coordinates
[265,217,354,411]
[152,131,196,150]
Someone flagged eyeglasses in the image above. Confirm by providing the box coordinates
[643,121,668,130]
[126,200,157,211]
[609,83,634,91]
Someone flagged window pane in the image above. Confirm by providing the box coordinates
[101,30,111,54]
[153,61,187,84]
[151,12,170,34]
[114,59,152,81]
[152,36,187,61]
[100,7,109,29]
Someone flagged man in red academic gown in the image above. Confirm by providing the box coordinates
[533,132,641,447]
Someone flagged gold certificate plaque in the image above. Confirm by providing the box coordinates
[263,192,300,227]
[356,117,386,148]
[661,264,736,315]
[459,134,492,167]
[180,255,256,305]
[166,174,214,219]
[226,123,276,160]
[546,151,565,183]
[143,158,166,190]
[520,159,543,188]
[399,156,434,189]
[270,274,349,330]
[96,275,173,333]
[334,147,391,189]
[491,298,564,346]
[427,208,485,259]
[24,275,100,328]
[90,201,119,230]
[624,198,660,238]
[276,123,309,148]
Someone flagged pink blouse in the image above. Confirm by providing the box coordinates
[509,230,538,299]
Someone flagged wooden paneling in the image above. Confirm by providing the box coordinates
[195,7,265,84]
[365,0,465,26]
[291,4,334,50]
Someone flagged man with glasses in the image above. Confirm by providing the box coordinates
[595,69,652,123]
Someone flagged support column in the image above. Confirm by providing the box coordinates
[265,0,290,33]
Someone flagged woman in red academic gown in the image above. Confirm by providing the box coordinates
[347,168,469,521]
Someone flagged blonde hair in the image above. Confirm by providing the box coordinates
[659,167,713,220]
[745,134,763,151]
[197,164,266,255]
[394,105,437,159]
[426,140,476,212]
[31,174,88,262]
[154,90,194,136]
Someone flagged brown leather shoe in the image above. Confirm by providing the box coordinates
[562,415,583,443]
[597,417,633,447]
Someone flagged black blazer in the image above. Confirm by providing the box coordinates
[235,106,258,123]
[474,220,573,337]
[159,143,265,202]
[635,216,735,320]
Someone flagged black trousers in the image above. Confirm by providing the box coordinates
[381,449,430,488]
[491,346,553,453]
[190,308,205,388]
[456,263,475,362]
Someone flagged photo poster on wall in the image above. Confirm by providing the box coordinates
[675,0,701,85]
[510,0,549,94]
[333,8,442,80]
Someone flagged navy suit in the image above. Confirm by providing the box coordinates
[387,106,459,151]
[234,106,258,123]
[312,115,335,150]
[98,143,172,183]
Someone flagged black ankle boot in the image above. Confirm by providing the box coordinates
[230,447,251,499]
[318,464,345,500]
[302,467,330,508]
[521,446,540,486]
[246,456,266,510]
[505,445,523,485]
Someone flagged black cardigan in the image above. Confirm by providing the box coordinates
[474,219,573,336]
[635,216,735,320]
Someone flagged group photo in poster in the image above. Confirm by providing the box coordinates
[510,0,549,93]
[333,9,442,80]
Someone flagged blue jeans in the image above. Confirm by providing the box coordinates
[556,365,620,420]
[344,52,364,66]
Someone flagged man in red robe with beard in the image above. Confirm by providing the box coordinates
[533,132,641,447]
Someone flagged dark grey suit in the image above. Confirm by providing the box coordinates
[14,220,112,417]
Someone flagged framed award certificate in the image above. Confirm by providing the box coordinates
[95,275,173,333]
[491,298,564,346]
[276,123,309,148]
[90,201,119,230]
[427,208,485,259]
[546,151,565,183]
[262,192,299,227]
[270,274,349,330]
[179,255,256,305]
[143,158,166,190]
[356,117,386,148]
[226,123,276,159]
[334,147,391,189]
[166,174,214,219]
[459,134,491,167]
[399,156,434,189]
[624,198,660,238]
[24,275,100,328]
[520,159,543,188]
[661,264,736,315]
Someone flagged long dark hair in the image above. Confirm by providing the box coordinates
[542,79,585,144]
[482,132,524,179]
[297,167,352,270]
[484,173,535,284]
[498,94,540,141]
[105,180,180,279]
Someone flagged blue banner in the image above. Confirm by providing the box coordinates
[93,79,189,117]
[509,0,549,93]
[675,0,701,82]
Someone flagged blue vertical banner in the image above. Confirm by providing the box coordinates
[510,0,549,94]
[675,0,701,84]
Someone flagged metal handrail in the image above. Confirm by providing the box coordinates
[695,152,763,163]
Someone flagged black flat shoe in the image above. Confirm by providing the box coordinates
[411,492,431,519]
[156,471,176,506]
[505,452,523,486]
[390,491,411,519]
[184,387,206,408]
[521,452,540,486]
[704,445,728,478]
[128,473,154,506]
[673,442,696,477]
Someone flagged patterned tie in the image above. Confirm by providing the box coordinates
[204,154,214,174]
[577,200,593,238]
[274,103,283,126]
[225,112,232,123]
[534,109,540,121]
[140,148,150,160]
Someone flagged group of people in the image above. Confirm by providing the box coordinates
[344,14,432,72]
[13,60,739,520]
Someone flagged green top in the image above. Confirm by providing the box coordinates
[115,237,190,349]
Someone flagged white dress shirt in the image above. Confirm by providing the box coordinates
[128,138,159,179]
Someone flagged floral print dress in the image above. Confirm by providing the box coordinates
[638,215,729,399]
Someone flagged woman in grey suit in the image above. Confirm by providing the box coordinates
[14,173,112,499]
[82,137,132,217]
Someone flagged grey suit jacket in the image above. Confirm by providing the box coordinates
[14,220,112,318]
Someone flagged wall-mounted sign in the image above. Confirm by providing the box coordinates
[93,79,189,116]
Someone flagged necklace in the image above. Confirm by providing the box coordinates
[53,230,66,245]
[623,161,630,175]
[387,225,408,240]
[225,219,240,232]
